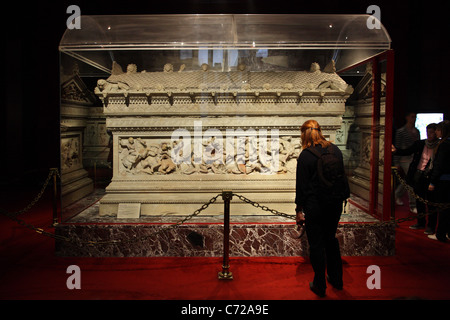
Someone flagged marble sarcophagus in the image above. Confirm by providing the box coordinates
[94,61,353,217]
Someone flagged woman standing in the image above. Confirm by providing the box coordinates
[428,120,450,242]
[295,120,349,297]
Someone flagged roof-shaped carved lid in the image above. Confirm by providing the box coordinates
[95,61,353,96]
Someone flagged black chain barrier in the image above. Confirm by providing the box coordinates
[392,168,450,210]
[1,167,450,246]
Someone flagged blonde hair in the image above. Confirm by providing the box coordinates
[300,119,331,150]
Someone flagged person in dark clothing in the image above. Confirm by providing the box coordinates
[428,120,450,242]
[295,119,348,297]
[393,112,420,212]
[392,123,439,234]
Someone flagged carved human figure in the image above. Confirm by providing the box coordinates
[126,64,137,74]
[164,63,174,73]
[61,138,79,170]
[309,62,321,73]
[95,79,130,93]
[157,143,176,174]
[201,63,209,72]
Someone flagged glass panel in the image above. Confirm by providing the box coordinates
[60,14,391,49]
[60,14,391,76]
[338,58,387,221]
[233,14,390,48]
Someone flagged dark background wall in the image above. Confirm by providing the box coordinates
[1,0,448,188]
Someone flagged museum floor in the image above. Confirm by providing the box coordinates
[1,189,449,301]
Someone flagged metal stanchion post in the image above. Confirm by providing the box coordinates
[218,190,233,280]
[51,168,59,226]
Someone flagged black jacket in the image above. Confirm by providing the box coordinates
[394,139,427,184]
[295,143,345,213]
[430,138,450,186]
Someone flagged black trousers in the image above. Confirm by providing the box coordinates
[433,181,450,241]
[412,170,437,229]
[305,202,343,290]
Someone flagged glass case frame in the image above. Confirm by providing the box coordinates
[339,50,395,221]
[58,14,393,223]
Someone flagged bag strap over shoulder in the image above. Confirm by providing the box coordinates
[305,145,333,158]
[305,146,322,158]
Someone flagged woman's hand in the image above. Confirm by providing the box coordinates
[296,211,305,226]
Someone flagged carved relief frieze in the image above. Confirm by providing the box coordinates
[61,72,97,105]
[355,133,385,170]
[117,135,301,177]
[61,135,81,173]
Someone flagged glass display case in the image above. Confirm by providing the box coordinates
[57,14,394,256]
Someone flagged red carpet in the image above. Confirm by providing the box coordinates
[1,191,450,302]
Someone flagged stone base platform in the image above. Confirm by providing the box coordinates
[55,193,395,257]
